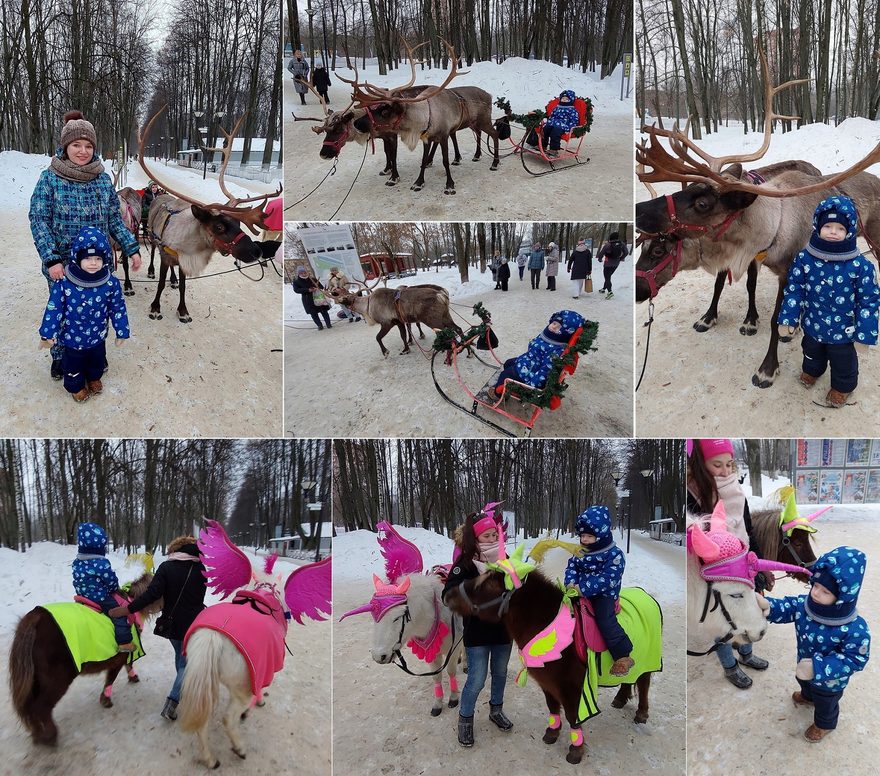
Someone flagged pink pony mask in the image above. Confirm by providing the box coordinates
[339,574,410,622]
[688,501,810,586]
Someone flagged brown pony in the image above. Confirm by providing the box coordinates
[750,508,816,581]
[8,573,159,745]
[444,566,658,765]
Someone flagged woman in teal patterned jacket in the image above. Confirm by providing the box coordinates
[29,110,141,378]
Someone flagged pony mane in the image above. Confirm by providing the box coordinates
[749,508,782,565]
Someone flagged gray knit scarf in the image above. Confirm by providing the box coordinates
[50,154,104,182]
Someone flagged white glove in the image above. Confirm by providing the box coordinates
[795,657,814,681]
[855,342,869,355]
[755,593,770,614]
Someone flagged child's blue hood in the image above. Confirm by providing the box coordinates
[575,505,611,542]
[77,522,108,555]
[811,546,865,604]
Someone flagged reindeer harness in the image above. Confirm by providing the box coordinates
[152,203,249,260]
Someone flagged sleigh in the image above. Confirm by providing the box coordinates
[509,97,592,176]
[431,321,598,438]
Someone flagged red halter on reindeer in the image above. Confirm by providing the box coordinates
[178,519,330,768]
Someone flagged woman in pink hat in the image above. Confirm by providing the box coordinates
[687,438,772,689]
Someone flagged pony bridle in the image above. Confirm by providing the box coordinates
[453,580,513,619]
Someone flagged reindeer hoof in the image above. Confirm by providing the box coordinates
[634,711,649,724]
[99,693,113,708]
[543,728,560,745]
[410,184,424,191]
[379,169,390,176]
[232,747,246,760]
[740,323,758,336]
[430,707,442,717]
[452,159,461,166]
[178,314,192,323]
[566,746,584,765]
[124,288,135,297]
[444,188,456,195]
[385,180,398,187]
[448,698,458,709]
[170,280,179,289]
[490,163,499,171]
[751,371,777,389]
[693,318,716,333]
[149,311,163,320]
[147,270,155,279]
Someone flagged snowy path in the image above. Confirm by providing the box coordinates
[0,544,330,774]
[284,262,634,437]
[332,529,684,775]
[284,58,633,222]
[687,512,880,774]
[0,156,282,437]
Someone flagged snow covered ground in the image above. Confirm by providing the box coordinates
[635,119,880,438]
[284,57,634,221]
[333,525,685,775]
[0,542,330,774]
[0,153,282,437]
[284,261,634,437]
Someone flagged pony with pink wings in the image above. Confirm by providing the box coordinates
[178,519,331,768]
[339,520,465,716]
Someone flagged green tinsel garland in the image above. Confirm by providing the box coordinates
[433,302,494,352]
[495,96,594,135]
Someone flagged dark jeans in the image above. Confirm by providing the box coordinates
[715,640,754,669]
[798,678,844,730]
[802,333,859,392]
[547,276,556,291]
[518,266,525,280]
[310,310,332,329]
[100,596,133,645]
[299,92,306,105]
[460,642,513,716]
[63,342,106,394]
[601,264,618,292]
[317,88,329,104]
[169,638,187,703]
[542,124,565,150]
[590,595,633,661]
[530,268,541,288]
[499,277,508,291]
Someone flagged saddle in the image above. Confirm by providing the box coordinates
[73,592,142,628]
[572,596,621,663]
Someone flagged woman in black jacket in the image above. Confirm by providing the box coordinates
[109,536,207,720]
[293,265,332,330]
[442,513,514,748]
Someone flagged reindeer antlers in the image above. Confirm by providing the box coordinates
[637,49,880,200]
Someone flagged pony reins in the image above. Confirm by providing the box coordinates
[686,584,738,657]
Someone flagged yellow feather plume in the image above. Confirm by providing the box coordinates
[125,553,155,575]
[528,536,584,564]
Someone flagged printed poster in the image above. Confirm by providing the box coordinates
[795,470,819,504]
[818,470,843,504]
[843,470,867,503]
[867,470,880,502]
[871,441,880,467]
[846,439,871,467]
[797,440,821,467]
[821,440,845,467]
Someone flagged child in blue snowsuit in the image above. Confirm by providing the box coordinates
[777,195,880,408]
[542,90,580,156]
[493,309,584,394]
[39,226,130,403]
[564,505,634,676]
[72,522,135,652]
[765,546,870,742]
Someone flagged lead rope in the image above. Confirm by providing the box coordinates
[634,300,654,392]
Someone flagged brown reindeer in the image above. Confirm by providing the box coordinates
[330,285,461,357]
[335,40,499,195]
[138,109,281,323]
[635,52,880,386]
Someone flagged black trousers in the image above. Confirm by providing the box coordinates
[310,310,331,329]
[547,276,556,290]
[62,342,106,394]
[802,333,858,392]
[797,678,844,730]
[601,264,618,292]
[590,595,633,661]
[530,268,541,288]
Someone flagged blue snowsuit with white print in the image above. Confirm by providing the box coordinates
[778,196,880,393]
[72,522,131,645]
[767,546,870,730]
[497,309,585,389]
[543,90,580,151]
[564,505,632,660]
[39,227,130,395]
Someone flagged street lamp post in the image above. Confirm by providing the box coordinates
[610,464,623,542]
[640,468,654,550]
[306,1,317,70]
[301,479,322,562]
[197,125,209,179]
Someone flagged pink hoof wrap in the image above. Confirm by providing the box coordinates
[548,714,561,730]
[449,675,459,693]
[102,685,113,698]
[570,728,584,747]
[433,684,444,699]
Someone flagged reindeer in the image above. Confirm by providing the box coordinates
[138,108,281,323]
[109,166,143,297]
[635,51,880,387]
[317,40,499,195]
[329,285,461,357]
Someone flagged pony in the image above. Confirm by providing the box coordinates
[8,572,158,745]
[339,521,465,716]
[687,500,811,658]
[442,542,663,765]
[750,491,828,579]
[178,520,331,769]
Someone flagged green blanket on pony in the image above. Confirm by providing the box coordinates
[41,603,145,671]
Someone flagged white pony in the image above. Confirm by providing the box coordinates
[178,520,331,768]
[340,522,464,716]
[687,501,807,656]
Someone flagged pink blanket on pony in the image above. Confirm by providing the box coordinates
[573,597,621,662]
[184,590,288,700]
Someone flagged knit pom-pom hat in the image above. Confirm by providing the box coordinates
[60,110,97,150]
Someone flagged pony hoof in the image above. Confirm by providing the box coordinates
[779,334,794,343]
[444,188,456,195]
[149,311,163,320]
[147,270,155,279]
[566,747,584,765]
[751,372,776,389]
[232,747,246,759]
[543,729,560,745]
[448,698,459,709]
[128,674,140,683]
[611,697,627,709]
[634,711,649,724]
[170,281,179,290]
[100,694,113,708]
[430,707,442,717]
[740,324,758,336]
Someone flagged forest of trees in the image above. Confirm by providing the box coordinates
[0,0,280,168]
[287,221,631,282]
[286,0,631,78]
[333,438,685,537]
[637,0,880,136]
[0,439,331,553]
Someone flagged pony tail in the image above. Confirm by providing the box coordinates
[178,630,221,733]
[9,614,38,733]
